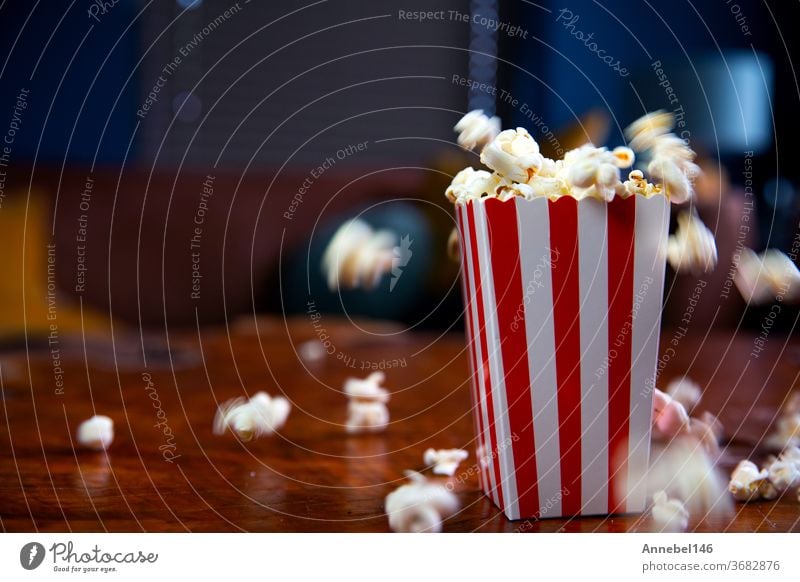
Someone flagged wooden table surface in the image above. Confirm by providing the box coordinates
[1,316,799,532]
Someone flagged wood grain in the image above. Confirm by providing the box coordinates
[1,316,798,532]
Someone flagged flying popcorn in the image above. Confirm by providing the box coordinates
[765,413,800,451]
[423,448,469,476]
[665,376,703,412]
[667,211,718,274]
[735,248,800,305]
[652,388,690,441]
[322,219,397,291]
[77,415,114,450]
[650,490,690,532]
[384,471,460,533]
[625,110,701,204]
[454,110,501,151]
[344,371,390,433]
[728,460,769,502]
[646,439,732,522]
[480,127,544,183]
[687,411,723,458]
[213,391,291,442]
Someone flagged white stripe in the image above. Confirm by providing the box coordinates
[474,201,519,520]
[459,204,498,506]
[627,195,670,512]
[516,198,563,518]
[576,198,610,515]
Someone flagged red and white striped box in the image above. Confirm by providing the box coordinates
[455,194,670,520]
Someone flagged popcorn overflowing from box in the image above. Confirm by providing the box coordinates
[445,109,716,519]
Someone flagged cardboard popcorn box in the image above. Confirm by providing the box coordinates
[455,194,670,520]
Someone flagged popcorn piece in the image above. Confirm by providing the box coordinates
[480,127,544,183]
[454,110,501,151]
[213,392,291,442]
[321,219,397,291]
[612,146,636,169]
[667,211,718,274]
[625,110,674,151]
[297,339,326,364]
[735,248,800,306]
[766,457,800,491]
[652,388,690,440]
[767,416,800,450]
[77,415,114,450]
[651,490,689,532]
[618,169,661,198]
[665,376,703,412]
[728,460,769,501]
[344,371,390,433]
[423,448,469,476]
[562,144,622,202]
[445,167,502,203]
[385,471,459,533]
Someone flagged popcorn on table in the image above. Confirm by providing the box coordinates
[213,391,291,442]
[344,371,390,433]
[735,248,800,306]
[454,109,500,151]
[667,211,718,274]
[77,415,114,450]
[445,109,699,206]
[728,460,769,502]
[651,490,689,533]
[385,471,459,533]
[321,219,397,291]
[424,448,469,476]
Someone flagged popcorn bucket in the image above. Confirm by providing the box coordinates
[455,194,670,520]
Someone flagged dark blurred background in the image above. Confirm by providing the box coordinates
[0,0,798,342]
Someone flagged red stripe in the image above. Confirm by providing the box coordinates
[455,205,488,491]
[466,202,505,509]
[485,198,540,518]
[548,197,583,516]
[606,196,637,513]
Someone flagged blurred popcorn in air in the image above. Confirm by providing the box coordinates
[322,219,397,291]
[297,339,326,364]
[454,109,500,151]
[77,415,114,450]
[646,439,733,523]
[666,211,718,274]
[651,490,689,532]
[385,471,459,533]
[652,388,690,440]
[728,460,769,501]
[625,110,701,204]
[765,393,800,450]
[735,248,800,305]
[480,127,544,183]
[424,448,469,476]
[665,376,703,412]
[687,411,723,458]
[213,391,291,442]
[344,371,390,433]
